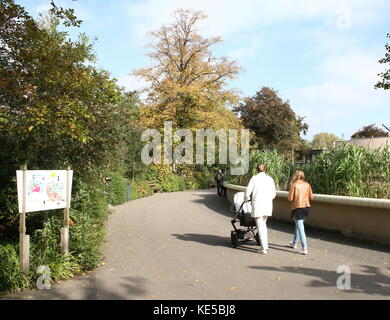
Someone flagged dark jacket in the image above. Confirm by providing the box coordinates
[215,173,224,184]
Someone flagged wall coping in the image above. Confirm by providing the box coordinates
[223,182,390,210]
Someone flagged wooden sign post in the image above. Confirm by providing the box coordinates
[19,164,30,273]
[16,166,73,272]
[61,166,71,255]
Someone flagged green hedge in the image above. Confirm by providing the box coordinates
[130,180,154,200]
[185,173,209,190]
[105,172,128,206]
[0,244,30,293]
[158,173,185,192]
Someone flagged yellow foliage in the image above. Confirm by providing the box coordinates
[134,9,242,132]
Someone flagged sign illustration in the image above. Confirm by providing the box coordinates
[17,170,73,213]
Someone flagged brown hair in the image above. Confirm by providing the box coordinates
[257,163,267,173]
[290,169,305,186]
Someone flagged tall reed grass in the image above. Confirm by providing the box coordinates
[301,144,390,199]
[230,145,390,199]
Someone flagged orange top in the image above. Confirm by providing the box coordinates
[288,180,314,211]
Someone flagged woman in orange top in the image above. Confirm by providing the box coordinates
[288,170,314,255]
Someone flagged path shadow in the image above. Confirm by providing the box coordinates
[192,190,390,256]
[172,232,298,255]
[3,273,148,300]
[268,244,297,254]
[249,264,390,297]
[172,233,231,248]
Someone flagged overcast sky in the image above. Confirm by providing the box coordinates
[17,0,390,140]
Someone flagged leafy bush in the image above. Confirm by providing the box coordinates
[130,180,154,200]
[105,171,128,205]
[69,176,111,271]
[185,172,209,190]
[30,217,80,281]
[157,173,185,192]
[0,244,30,293]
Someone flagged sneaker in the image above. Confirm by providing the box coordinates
[261,249,268,255]
[289,241,297,249]
[300,249,308,255]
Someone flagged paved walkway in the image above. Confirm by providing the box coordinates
[5,189,390,300]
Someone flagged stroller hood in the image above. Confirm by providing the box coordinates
[233,192,252,214]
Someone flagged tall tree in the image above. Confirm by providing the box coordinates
[351,124,388,138]
[311,132,342,149]
[133,9,242,131]
[0,0,135,173]
[375,33,390,90]
[0,0,140,227]
[234,87,308,157]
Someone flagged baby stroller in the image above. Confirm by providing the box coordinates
[230,192,260,248]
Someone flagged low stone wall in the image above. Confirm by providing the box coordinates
[224,183,390,245]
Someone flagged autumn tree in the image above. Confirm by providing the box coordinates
[311,132,342,149]
[351,124,388,138]
[133,9,242,131]
[234,87,308,158]
[0,0,139,173]
[0,0,140,226]
[375,33,390,90]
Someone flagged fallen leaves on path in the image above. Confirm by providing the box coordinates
[226,287,238,291]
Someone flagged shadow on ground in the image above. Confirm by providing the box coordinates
[172,233,232,248]
[4,274,148,300]
[249,264,390,297]
[192,190,390,255]
[172,232,299,256]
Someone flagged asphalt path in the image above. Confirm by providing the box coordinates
[5,189,390,300]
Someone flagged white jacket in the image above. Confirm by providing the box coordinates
[245,172,276,217]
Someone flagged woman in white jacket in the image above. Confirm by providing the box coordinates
[245,163,276,255]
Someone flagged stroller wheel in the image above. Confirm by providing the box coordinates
[231,232,239,248]
[255,231,261,246]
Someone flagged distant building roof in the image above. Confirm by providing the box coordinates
[348,136,390,150]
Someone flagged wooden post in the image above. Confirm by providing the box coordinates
[61,166,71,255]
[19,164,29,273]
[132,161,135,183]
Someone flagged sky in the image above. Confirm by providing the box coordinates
[16,0,390,140]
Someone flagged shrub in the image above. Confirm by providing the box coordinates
[105,171,128,205]
[158,173,185,192]
[185,172,209,190]
[130,180,154,200]
[0,244,30,293]
[30,217,80,281]
[69,176,111,271]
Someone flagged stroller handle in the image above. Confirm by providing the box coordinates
[234,198,251,219]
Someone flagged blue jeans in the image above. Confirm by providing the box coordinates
[293,218,307,249]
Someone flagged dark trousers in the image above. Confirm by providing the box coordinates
[217,183,224,196]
